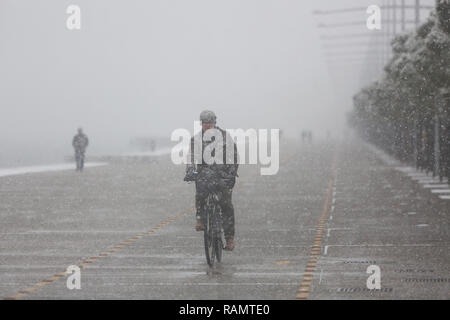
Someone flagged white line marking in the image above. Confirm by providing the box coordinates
[319,268,323,284]
[331,205,335,213]
[407,173,429,177]
[324,246,329,256]
[431,189,450,194]
[398,166,416,170]
[423,184,449,189]
[122,147,173,157]
[1,230,147,235]
[325,244,437,248]
[0,162,108,177]
[416,224,429,227]
[401,168,419,173]
[103,282,305,286]
[234,272,305,277]
[326,228,351,238]
[412,177,448,182]
[417,180,445,184]
[439,195,450,200]
[156,245,314,248]
[409,174,432,178]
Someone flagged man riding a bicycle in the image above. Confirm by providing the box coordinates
[72,127,89,171]
[184,110,239,251]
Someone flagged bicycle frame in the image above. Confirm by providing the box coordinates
[204,191,224,267]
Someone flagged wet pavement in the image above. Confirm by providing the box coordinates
[0,138,448,299]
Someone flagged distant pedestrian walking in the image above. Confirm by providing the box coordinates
[301,130,313,144]
[308,131,313,144]
[72,127,89,171]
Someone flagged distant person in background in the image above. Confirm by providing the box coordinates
[308,131,313,144]
[301,130,313,144]
[150,139,156,152]
[72,127,89,171]
[301,130,307,143]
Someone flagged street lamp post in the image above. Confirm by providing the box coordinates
[415,0,421,27]
[442,91,450,182]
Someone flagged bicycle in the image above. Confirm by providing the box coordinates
[184,170,225,267]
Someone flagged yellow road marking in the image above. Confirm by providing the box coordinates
[275,260,291,266]
[4,207,194,300]
[296,152,337,300]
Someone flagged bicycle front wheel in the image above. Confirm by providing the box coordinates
[204,209,215,267]
[214,234,223,263]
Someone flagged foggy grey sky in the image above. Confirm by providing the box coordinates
[0,0,436,160]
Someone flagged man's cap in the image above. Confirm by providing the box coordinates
[200,110,217,123]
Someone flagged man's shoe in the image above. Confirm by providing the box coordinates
[224,237,235,251]
[195,220,204,232]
